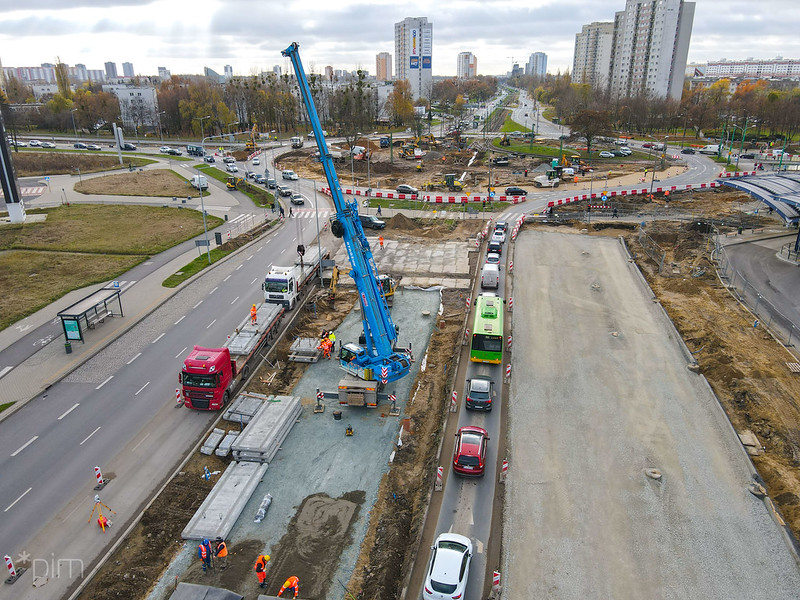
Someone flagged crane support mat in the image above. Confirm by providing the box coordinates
[181,461,269,540]
[169,582,243,600]
[200,428,225,455]
[224,303,283,357]
[223,392,273,424]
[215,431,240,457]
[231,395,302,463]
[289,337,323,363]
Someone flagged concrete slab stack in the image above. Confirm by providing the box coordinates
[200,428,225,455]
[231,395,301,463]
[223,392,271,424]
[181,461,269,540]
[215,431,240,457]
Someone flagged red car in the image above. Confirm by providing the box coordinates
[452,426,489,476]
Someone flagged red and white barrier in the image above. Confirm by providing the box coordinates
[466,296,471,309]
[547,181,722,208]
[435,466,444,491]
[492,570,501,590]
[450,390,458,412]
[5,555,17,578]
[176,388,183,407]
[508,297,513,312]
[509,260,513,272]
[95,466,104,486]
[718,171,757,178]
[463,328,470,345]
[502,459,509,476]
[319,187,526,204]
[507,335,512,351]
[504,364,511,382]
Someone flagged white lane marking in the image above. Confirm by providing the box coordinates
[127,352,142,365]
[247,254,254,261]
[80,426,102,445]
[175,346,188,359]
[293,237,297,242]
[223,275,231,282]
[57,403,80,420]
[152,333,165,344]
[0,366,13,379]
[257,246,263,252]
[135,382,150,396]
[475,539,484,553]
[11,436,38,457]
[235,264,243,270]
[64,495,89,521]
[96,375,113,389]
[174,315,186,325]
[231,296,239,305]
[207,319,216,329]
[132,432,151,452]
[280,248,286,254]
[209,286,218,295]
[4,487,32,512]
[193,300,203,309]
[250,278,258,285]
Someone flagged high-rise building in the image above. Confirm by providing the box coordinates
[104,61,118,79]
[525,52,547,78]
[394,16,433,100]
[224,65,233,79]
[122,62,134,78]
[272,65,282,76]
[325,65,334,80]
[609,0,695,100]
[572,22,614,87]
[376,52,392,81]
[457,52,477,79]
[158,66,170,79]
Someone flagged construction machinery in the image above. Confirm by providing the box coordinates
[226,176,244,190]
[499,134,511,146]
[245,125,259,152]
[423,173,464,192]
[282,41,410,385]
[533,170,560,188]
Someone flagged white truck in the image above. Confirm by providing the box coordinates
[533,170,561,188]
[262,246,328,309]
[699,144,720,155]
[190,175,209,191]
[291,136,303,148]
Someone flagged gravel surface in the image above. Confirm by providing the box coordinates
[502,230,800,599]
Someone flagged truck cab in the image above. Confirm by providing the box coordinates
[180,346,235,410]
[291,136,303,148]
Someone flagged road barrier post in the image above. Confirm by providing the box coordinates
[508,297,513,312]
[4,555,24,584]
[94,465,109,490]
[450,390,458,413]
[175,388,183,407]
[492,570,501,593]
[435,466,443,491]
[500,459,509,483]
[463,328,470,345]
[507,335,512,351]
[504,364,511,383]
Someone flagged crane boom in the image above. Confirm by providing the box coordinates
[281,42,410,384]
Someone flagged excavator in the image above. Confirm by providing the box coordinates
[245,125,259,152]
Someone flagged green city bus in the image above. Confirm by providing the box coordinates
[470,293,504,364]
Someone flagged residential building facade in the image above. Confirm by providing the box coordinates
[457,52,477,79]
[376,52,392,81]
[394,16,433,100]
[122,62,134,78]
[526,52,547,78]
[104,61,118,79]
[572,22,614,86]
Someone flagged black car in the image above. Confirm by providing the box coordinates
[465,375,494,411]
[487,240,502,255]
[73,142,87,149]
[266,177,277,189]
[165,148,182,156]
[121,142,137,151]
[505,186,528,196]
[740,152,756,159]
[680,147,696,154]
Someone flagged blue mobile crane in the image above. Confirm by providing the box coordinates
[282,42,410,385]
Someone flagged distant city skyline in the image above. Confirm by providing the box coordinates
[1,0,799,78]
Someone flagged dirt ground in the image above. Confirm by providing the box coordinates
[77,214,468,600]
[10,151,150,176]
[550,188,800,543]
[74,169,191,197]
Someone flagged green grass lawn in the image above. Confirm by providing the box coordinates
[500,114,527,133]
[196,165,275,206]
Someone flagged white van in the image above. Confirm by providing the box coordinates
[480,263,500,289]
[282,169,299,180]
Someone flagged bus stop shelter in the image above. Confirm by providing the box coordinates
[57,286,124,345]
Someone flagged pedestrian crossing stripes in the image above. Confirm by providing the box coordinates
[0,186,46,199]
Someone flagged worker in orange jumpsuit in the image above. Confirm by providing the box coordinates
[318,337,332,359]
[277,575,300,598]
[254,554,270,588]
[250,304,258,325]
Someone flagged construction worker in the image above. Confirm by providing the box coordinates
[277,575,300,598]
[378,235,384,250]
[250,304,258,325]
[254,554,270,588]
[198,539,212,573]
[214,537,228,569]
[328,330,335,344]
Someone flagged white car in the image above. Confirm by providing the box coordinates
[40,141,56,148]
[618,147,632,156]
[226,164,239,173]
[598,151,615,158]
[491,230,506,244]
[159,145,171,153]
[423,533,473,600]
[28,139,42,147]
[253,157,260,165]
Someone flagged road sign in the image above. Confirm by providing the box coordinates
[45,176,50,181]
[195,239,210,247]
[601,194,607,202]
[489,191,495,198]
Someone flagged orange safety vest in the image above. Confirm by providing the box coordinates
[251,305,257,317]
[216,541,228,558]
[199,544,208,559]
[254,555,269,572]
[280,576,300,593]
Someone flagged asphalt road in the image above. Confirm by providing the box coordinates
[502,230,800,598]
[0,154,332,600]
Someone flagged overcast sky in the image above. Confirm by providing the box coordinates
[2,0,799,79]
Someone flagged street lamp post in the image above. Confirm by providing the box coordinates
[70,108,78,145]
[157,110,166,143]
[193,115,212,265]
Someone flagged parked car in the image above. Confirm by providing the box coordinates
[165,148,182,156]
[225,164,239,173]
[618,147,632,155]
[423,533,473,600]
[505,186,528,196]
[204,155,216,163]
[290,192,305,205]
[396,184,418,195]
[359,214,386,230]
[159,145,172,153]
[277,185,293,197]
[253,157,260,165]
[86,144,102,151]
[266,177,277,189]
[28,139,41,147]
[681,147,696,154]
[74,142,88,149]
[452,426,489,476]
[598,151,615,158]
[40,141,56,148]
[465,375,494,411]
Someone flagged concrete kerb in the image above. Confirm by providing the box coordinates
[619,233,800,567]
[0,215,284,426]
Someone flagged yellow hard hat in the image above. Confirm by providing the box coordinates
[264,554,270,561]
[252,304,256,308]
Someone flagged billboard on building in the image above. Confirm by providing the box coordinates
[422,56,431,69]
[410,57,419,69]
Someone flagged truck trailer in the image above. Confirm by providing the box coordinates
[262,246,328,309]
[180,302,285,410]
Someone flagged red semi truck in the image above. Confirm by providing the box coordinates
[180,302,284,410]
